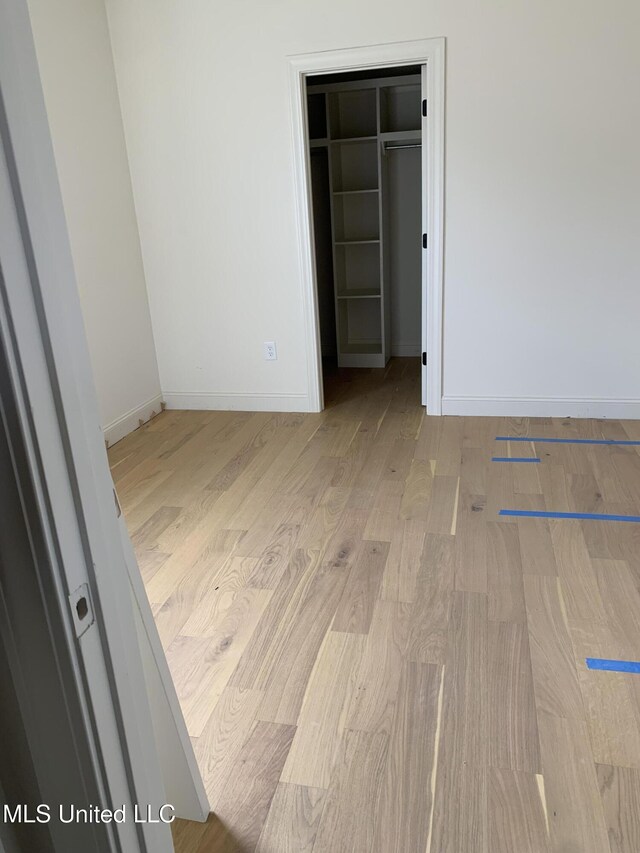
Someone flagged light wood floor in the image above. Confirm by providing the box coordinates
[109,359,640,853]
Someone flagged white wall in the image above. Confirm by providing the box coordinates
[28,0,162,443]
[105,0,640,417]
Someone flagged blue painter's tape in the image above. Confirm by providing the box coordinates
[491,457,541,463]
[586,658,640,674]
[495,436,640,446]
[499,509,640,523]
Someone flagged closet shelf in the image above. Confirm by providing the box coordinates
[330,135,377,144]
[379,129,421,144]
[335,239,380,246]
[333,188,379,196]
[337,291,381,300]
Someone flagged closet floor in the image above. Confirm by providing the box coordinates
[109,358,640,853]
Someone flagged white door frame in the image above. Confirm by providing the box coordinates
[288,38,445,414]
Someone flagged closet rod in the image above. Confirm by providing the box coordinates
[383,143,422,151]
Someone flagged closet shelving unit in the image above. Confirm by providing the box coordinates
[307,75,421,368]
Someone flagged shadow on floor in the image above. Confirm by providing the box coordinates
[322,356,420,410]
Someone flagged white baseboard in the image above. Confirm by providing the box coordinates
[163,391,310,413]
[441,395,640,419]
[104,393,164,446]
[391,343,421,357]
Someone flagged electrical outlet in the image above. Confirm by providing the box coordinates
[264,341,277,361]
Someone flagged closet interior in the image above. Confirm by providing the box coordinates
[306,66,423,374]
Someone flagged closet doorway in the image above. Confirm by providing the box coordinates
[288,39,445,414]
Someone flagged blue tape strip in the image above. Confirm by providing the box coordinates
[495,436,640,446]
[499,509,640,523]
[491,457,541,463]
[586,658,640,674]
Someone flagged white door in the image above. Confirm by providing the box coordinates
[0,1,207,847]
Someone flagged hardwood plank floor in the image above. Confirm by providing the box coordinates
[111,359,640,853]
